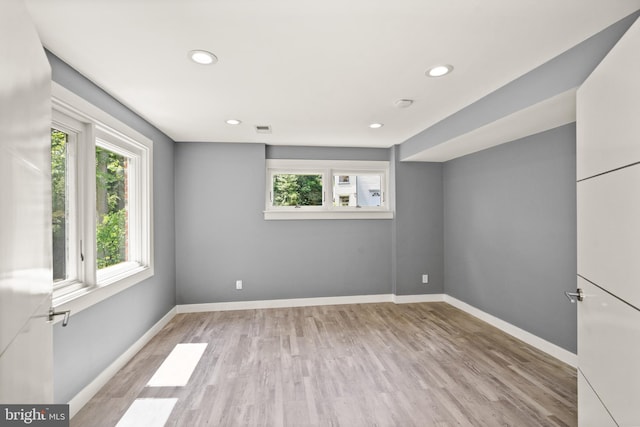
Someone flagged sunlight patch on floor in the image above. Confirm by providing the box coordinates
[147,343,208,387]
[116,398,178,427]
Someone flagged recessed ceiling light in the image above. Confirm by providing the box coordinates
[226,119,241,125]
[189,50,218,65]
[426,64,453,77]
[369,123,384,129]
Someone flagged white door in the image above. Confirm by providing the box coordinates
[0,0,54,403]
[576,16,640,427]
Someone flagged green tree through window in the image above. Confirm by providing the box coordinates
[51,129,67,281]
[273,174,322,206]
[96,146,128,269]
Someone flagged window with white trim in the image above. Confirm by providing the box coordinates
[265,159,393,220]
[51,83,153,309]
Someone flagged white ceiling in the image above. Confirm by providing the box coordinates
[25,0,640,149]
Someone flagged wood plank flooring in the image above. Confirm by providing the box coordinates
[72,302,577,427]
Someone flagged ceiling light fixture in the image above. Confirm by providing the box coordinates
[426,64,453,77]
[226,119,241,125]
[369,123,384,129]
[189,50,218,65]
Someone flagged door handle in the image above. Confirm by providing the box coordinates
[565,288,584,303]
[48,307,71,327]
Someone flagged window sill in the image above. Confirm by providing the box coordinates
[264,210,394,220]
[52,265,153,322]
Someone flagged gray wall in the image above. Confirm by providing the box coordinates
[267,145,389,161]
[175,143,393,303]
[394,147,444,295]
[443,124,577,352]
[47,52,177,403]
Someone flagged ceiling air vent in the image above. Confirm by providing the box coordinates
[255,125,272,134]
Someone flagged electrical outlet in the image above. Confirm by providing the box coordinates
[422,274,429,284]
[236,280,242,290]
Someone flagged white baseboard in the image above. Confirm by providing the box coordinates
[444,295,577,367]
[393,294,445,304]
[177,294,393,313]
[68,307,177,418]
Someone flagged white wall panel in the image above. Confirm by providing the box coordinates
[577,163,640,309]
[0,0,53,404]
[577,371,616,427]
[578,278,640,426]
[0,298,53,403]
[576,18,640,180]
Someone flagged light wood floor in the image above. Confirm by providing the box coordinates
[72,302,577,427]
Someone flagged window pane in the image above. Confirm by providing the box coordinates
[333,174,381,207]
[272,174,323,206]
[51,128,68,282]
[96,146,129,269]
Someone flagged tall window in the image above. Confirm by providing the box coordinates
[51,83,153,307]
[265,159,392,220]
